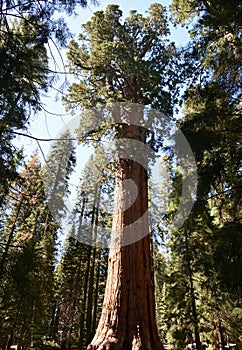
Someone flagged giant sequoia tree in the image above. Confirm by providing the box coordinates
[64,4,178,349]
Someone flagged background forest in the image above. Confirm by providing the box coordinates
[0,0,241,349]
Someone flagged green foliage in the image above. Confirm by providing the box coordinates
[0,0,96,204]
[48,149,112,348]
[53,236,108,349]
[0,17,48,199]
[181,81,242,296]
[0,156,58,349]
[65,3,177,113]
[42,130,76,221]
[171,0,242,87]
[154,2,242,347]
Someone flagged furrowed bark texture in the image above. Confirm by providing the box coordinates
[87,124,164,350]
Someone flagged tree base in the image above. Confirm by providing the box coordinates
[87,336,165,350]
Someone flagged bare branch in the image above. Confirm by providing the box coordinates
[8,131,77,142]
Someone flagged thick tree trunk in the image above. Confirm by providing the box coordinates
[87,124,164,350]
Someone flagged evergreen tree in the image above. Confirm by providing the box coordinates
[0,17,48,200]
[171,0,242,89]
[0,156,58,350]
[164,1,242,347]
[42,130,76,222]
[64,4,179,349]
[53,149,111,349]
[0,0,97,203]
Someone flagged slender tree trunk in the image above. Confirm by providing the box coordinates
[79,197,95,348]
[79,245,92,350]
[217,314,226,350]
[185,233,201,350]
[49,278,57,340]
[67,292,78,350]
[6,297,23,350]
[91,251,101,336]
[49,302,59,341]
[87,188,101,344]
[17,326,27,350]
[189,271,201,350]
[87,124,164,350]
[86,247,96,344]
[68,246,87,349]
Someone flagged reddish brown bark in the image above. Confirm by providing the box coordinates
[87,123,164,350]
